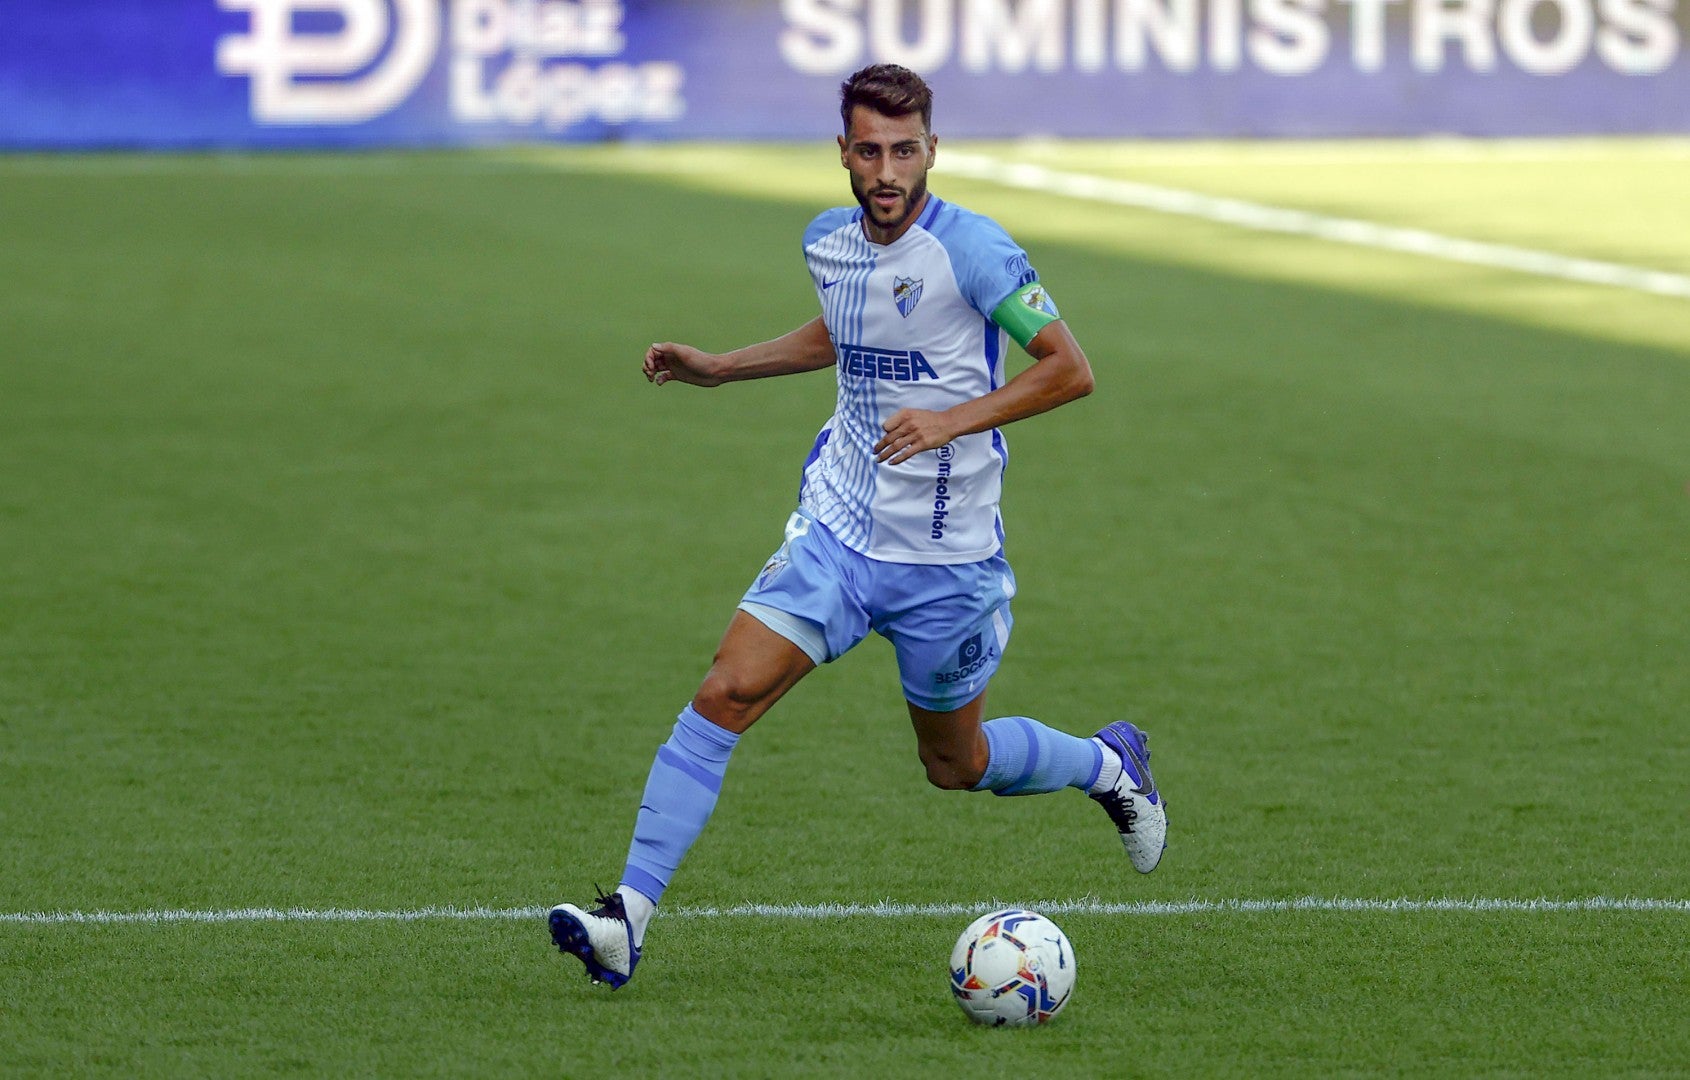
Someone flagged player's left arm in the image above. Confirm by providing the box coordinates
[873,319,1093,466]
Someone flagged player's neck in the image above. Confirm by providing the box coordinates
[861,191,931,247]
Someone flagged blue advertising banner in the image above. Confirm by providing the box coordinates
[1,0,1686,147]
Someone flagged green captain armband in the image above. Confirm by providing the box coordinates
[990,282,1062,349]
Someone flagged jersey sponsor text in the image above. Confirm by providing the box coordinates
[837,344,940,383]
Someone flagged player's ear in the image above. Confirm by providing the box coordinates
[837,133,848,166]
[927,133,938,168]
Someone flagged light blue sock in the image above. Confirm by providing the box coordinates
[972,716,1103,797]
[620,705,740,905]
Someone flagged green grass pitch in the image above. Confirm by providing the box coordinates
[2,141,1688,1076]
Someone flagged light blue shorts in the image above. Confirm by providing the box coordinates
[739,511,1016,713]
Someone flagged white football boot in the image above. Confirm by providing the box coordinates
[548,890,641,989]
[1089,720,1167,873]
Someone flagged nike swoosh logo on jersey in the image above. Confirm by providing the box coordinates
[822,278,842,289]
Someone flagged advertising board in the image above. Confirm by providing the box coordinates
[1,0,1685,146]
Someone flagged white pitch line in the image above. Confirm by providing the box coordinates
[940,151,1690,300]
[3,896,1686,927]
[664,896,1690,918]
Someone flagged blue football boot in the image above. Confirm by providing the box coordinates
[1090,721,1167,873]
[549,890,641,989]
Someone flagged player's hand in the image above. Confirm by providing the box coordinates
[644,342,727,387]
[875,409,958,465]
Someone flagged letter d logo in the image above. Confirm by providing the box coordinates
[217,0,440,124]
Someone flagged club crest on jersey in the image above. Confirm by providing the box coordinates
[893,276,924,318]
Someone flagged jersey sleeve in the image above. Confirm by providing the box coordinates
[932,207,1060,348]
[803,207,860,294]
[803,207,858,252]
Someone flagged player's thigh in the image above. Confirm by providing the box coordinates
[695,610,817,734]
[700,512,874,732]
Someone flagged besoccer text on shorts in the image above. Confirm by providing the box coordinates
[548,63,1167,990]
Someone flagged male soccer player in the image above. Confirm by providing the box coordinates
[549,64,1166,989]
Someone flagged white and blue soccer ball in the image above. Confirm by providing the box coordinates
[948,908,1075,1026]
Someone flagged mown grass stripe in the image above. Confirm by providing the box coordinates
[940,151,1690,299]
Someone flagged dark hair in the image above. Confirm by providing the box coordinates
[839,64,932,136]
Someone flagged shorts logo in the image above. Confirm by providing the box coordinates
[937,631,997,686]
[757,546,790,590]
[757,512,808,589]
[893,276,923,318]
[217,0,441,124]
[958,633,983,668]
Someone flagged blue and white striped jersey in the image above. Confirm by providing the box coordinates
[799,196,1050,565]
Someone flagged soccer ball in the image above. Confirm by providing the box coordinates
[948,908,1075,1026]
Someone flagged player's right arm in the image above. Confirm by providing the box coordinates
[644,316,835,388]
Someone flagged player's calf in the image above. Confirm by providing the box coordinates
[918,740,989,790]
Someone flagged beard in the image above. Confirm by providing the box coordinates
[853,171,928,232]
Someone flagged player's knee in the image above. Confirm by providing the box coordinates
[919,744,984,791]
[692,667,767,730]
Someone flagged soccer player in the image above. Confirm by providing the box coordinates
[549,64,1166,989]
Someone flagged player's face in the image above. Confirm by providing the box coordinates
[839,106,936,245]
